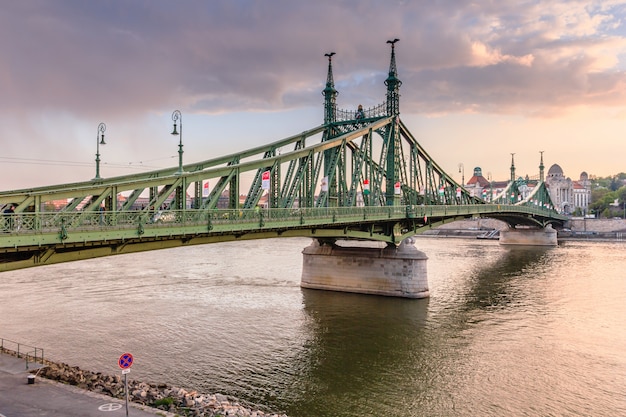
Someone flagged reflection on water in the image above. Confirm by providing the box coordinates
[0,238,625,416]
[462,246,553,310]
[295,290,430,417]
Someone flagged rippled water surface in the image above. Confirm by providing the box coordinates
[1,238,625,416]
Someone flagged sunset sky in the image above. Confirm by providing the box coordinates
[1,0,625,190]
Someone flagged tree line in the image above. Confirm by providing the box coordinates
[586,173,626,218]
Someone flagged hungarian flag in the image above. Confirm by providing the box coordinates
[363,179,370,195]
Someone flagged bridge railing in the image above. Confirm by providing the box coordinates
[0,203,564,241]
[335,102,388,121]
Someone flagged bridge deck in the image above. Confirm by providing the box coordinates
[0,204,567,272]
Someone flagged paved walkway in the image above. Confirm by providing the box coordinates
[0,352,174,417]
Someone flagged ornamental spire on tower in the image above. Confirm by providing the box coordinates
[539,151,545,182]
[322,52,337,124]
[385,39,402,116]
[510,153,516,182]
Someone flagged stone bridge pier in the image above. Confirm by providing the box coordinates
[300,238,429,298]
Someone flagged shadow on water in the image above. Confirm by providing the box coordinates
[461,246,554,312]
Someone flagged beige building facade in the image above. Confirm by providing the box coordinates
[545,164,591,215]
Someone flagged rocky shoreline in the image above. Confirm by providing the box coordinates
[4,349,288,417]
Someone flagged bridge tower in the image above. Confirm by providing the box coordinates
[321,52,340,207]
[322,52,337,124]
[384,39,403,206]
[510,153,516,182]
[385,39,401,117]
[303,39,429,298]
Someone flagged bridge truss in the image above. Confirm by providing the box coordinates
[0,40,567,271]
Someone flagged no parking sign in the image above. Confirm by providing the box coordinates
[118,352,133,370]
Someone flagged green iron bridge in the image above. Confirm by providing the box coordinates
[0,40,567,272]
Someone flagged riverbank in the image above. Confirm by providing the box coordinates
[1,347,287,417]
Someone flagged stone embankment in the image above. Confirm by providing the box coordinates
[25,355,288,417]
[422,218,626,240]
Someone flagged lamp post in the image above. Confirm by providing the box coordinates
[94,122,106,180]
[171,110,183,175]
[458,163,464,186]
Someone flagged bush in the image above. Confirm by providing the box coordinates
[154,396,175,407]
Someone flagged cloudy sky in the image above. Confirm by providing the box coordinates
[1,0,625,190]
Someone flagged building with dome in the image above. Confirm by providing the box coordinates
[463,158,591,215]
[545,164,591,215]
[465,167,509,200]
[465,159,591,215]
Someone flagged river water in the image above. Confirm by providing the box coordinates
[1,237,625,417]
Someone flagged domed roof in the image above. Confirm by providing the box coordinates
[547,164,563,176]
[580,171,588,180]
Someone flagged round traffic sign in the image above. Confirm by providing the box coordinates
[118,352,133,369]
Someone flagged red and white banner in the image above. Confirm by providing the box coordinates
[321,176,329,192]
[203,181,209,197]
[262,170,271,190]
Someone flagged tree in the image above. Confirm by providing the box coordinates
[589,173,626,192]
[591,188,609,203]
[618,185,626,202]
[588,187,626,217]
[609,176,621,191]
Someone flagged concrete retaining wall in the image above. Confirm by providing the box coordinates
[568,218,626,232]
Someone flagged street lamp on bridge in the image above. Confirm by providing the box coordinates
[94,122,106,180]
[171,110,184,175]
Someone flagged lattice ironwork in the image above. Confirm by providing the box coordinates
[335,102,388,122]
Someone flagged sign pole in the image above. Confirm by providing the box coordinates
[118,352,134,417]
[124,372,129,417]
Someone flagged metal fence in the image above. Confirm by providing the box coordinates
[0,337,45,370]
